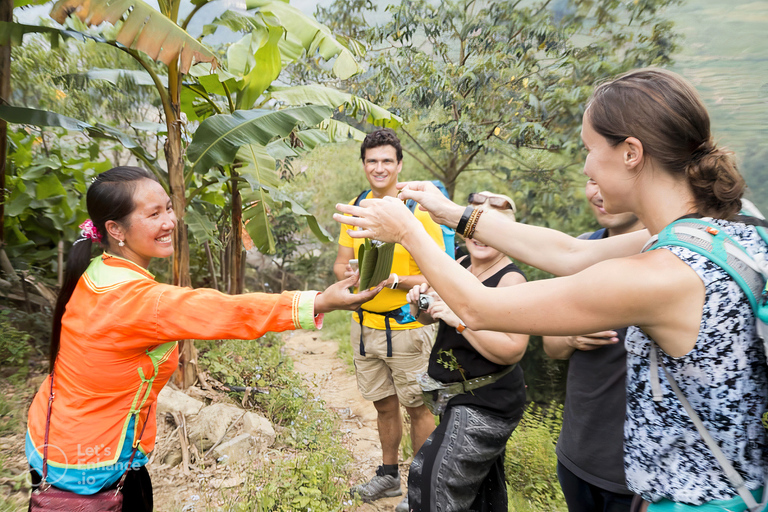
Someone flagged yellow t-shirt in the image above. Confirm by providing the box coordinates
[339,191,446,330]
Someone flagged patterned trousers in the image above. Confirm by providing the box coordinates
[408,405,520,512]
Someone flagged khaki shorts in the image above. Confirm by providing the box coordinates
[351,320,435,407]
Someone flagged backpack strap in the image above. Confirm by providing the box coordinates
[354,189,371,207]
[642,218,767,313]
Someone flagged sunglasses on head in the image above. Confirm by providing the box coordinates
[468,193,514,211]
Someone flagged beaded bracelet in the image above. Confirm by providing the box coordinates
[465,208,484,239]
[462,208,479,238]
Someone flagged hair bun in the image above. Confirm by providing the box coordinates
[686,145,744,218]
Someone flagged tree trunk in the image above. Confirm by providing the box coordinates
[0,0,12,245]
[165,65,196,389]
[229,171,243,295]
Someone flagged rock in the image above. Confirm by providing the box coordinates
[213,434,255,465]
[157,387,204,417]
[162,448,183,467]
[187,403,243,451]
[242,412,276,451]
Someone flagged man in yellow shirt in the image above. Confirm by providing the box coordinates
[334,129,444,505]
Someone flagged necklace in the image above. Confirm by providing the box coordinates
[468,255,506,282]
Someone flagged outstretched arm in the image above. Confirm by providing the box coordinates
[394,181,649,276]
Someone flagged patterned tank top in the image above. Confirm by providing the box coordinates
[624,218,768,505]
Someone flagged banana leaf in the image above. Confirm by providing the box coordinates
[0,105,164,181]
[267,85,402,128]
[186,105,333,174]
[49,0,217,74]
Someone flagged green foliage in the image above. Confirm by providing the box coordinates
[505,403,566,511]
[2,127,112,276]
[196,334,356,511]
[317,0,681,198]
[0,310,32,372]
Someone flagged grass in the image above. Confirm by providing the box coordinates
[319,310,356,374]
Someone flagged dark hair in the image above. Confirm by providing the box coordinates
[49,166,157,371]
[360,128,403,162]
[586,68,745,219]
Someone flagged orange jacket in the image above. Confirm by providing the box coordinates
[27,253,319,475]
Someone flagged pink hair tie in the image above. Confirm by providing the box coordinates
[79,219,102,243]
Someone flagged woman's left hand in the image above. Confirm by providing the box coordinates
[426,296,462,329]
[314,273,385,314]
[333,196,421,244]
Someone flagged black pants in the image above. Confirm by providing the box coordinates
[29,466,153,512]
[408,405,519,512]
[557,461,634,512]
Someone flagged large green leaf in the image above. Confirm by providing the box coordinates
[246,0,362,79]
[237,25,282,109]
[0,105,164,180]
[186,105,333,174]
[267,85,402,127]
[49,0,217,74]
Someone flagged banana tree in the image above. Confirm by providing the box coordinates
[1,0,404,385]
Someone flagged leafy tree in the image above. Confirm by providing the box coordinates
[317,0,681,199]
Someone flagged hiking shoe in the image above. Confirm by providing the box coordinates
[395,495,409,512]
[350,466,402,502]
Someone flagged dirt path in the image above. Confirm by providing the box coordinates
[283,331,409,512]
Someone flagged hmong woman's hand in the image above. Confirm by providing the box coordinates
[314,273,385,314]
[333,196,421,244]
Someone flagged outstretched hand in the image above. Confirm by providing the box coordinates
[397,181,465,228]
[333,196,421,244]
[314,272,385,314]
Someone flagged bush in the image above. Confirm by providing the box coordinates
[505,402,566,511]
[0,310,33,381]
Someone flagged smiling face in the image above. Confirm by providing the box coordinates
[585,178,641,235]
[363,145,403,197]
[465,237,503,264]
[107,179,176,268]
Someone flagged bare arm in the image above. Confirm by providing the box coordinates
[396,182,649,276]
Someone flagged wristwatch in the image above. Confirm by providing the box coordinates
[455,320,467,334]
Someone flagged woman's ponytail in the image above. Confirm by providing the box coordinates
[49,236,95,371]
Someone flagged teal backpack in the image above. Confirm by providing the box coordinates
[641,199,768,512]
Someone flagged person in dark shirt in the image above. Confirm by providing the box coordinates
[400,191,529,512]
[543,179,644,512]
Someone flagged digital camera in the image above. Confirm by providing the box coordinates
[417,294,433,311]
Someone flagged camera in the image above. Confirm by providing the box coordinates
[417,294,433,311]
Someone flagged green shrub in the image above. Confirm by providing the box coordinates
[505,402,566,511]
[0,310,33,381]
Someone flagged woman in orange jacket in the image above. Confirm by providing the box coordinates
[26,166,382,511]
